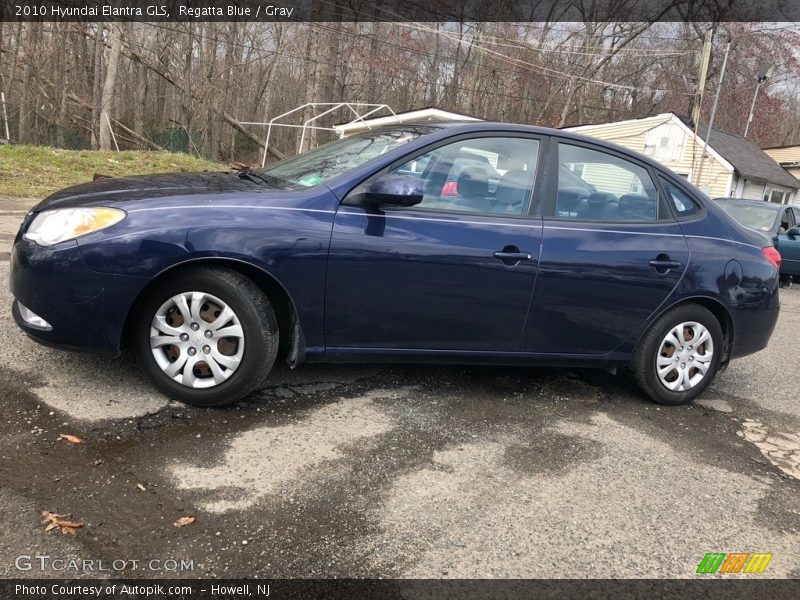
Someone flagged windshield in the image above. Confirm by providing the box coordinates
[717,202,778,232]
[255,126,436,188]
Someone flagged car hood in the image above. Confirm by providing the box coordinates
[32,171,266,212]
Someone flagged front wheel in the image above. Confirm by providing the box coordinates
[132,267,278,407]
[631,304,723,406]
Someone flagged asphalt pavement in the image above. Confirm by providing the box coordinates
[0,203,798,579]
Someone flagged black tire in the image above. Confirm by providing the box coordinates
[631,304,723,406]
[132,267,278,407]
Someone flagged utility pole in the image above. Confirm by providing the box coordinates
[691,29,713,127]
[0,92,10,143]
[695,37,731,189]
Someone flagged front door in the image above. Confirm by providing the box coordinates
[325,135,545,353]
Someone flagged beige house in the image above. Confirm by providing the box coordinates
[566,113,800,204]
[763,145,800,197]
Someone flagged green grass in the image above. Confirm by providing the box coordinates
[0,145,227,198]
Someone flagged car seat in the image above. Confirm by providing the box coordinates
[443,166,492,213]
[577,192,618,220]
[492,169,531,215]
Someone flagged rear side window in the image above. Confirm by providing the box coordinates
[659,178,702,218]
[555,143,661,222]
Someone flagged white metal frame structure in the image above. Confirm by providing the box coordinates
[240,103,398,167]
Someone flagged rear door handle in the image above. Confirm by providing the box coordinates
[494,251,533,261]
[649,259,681,270]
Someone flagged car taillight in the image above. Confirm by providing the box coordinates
[762,246,781,270]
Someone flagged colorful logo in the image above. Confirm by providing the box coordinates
[696,552,773,574]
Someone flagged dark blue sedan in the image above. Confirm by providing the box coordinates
[9,123,780,406]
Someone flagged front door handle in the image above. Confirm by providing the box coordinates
[494,245,534,266]
[494,251,533,261]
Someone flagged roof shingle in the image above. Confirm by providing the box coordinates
[679,116,800,189]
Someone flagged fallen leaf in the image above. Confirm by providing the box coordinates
[136,484,146,492]
[41,511,68,520]
[56,520,83,528]
[59,434,84,444]
[41,511,84,535]
[174,516,196,528]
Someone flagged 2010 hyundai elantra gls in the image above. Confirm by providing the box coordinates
[10,123,780,407]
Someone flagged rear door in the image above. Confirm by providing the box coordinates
[325,134,545,353]
[522,140,690,355]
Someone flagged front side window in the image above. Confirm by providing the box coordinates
[556,143,661,222]
[386,137,541,216]
[780,208,794,231]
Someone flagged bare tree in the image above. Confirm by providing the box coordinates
[1,20,799,161]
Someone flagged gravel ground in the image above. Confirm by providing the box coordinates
[0,225,799,579]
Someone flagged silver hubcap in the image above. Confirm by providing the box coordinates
[656,321,714,392]
[150,292,244,389]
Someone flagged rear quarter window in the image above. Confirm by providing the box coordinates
[659,178,702,219]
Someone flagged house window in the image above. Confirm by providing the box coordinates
[770,189,787,204]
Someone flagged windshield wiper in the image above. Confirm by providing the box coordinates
[236,168,270,185]
[236,168,295,188]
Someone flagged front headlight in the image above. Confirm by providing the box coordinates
[23,207,126,246]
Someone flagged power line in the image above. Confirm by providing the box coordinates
[395,21,694,95]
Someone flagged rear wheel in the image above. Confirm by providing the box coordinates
[631,304,723,405]
[132,267,278,407]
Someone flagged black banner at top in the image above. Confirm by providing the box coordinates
[1,0,800,22]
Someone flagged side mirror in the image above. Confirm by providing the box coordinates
[364,173,423,207]
[787,226,800,239]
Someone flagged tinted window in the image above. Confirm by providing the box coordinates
[388,137,540,216]
[556,143,660,222]
[660,178,702,218]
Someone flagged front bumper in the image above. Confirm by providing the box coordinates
[9,238,150,356]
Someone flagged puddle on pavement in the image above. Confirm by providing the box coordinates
[739,419,800,480]
[170,388,411,512]
[0,365,45,405]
